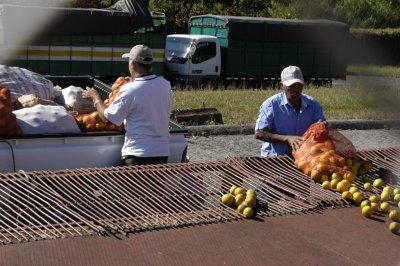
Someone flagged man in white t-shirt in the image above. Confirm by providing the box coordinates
[83,44,173,166]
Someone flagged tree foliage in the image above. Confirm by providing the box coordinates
[67,0,400,30]
[334,0,400,28]
[67,0,118,8]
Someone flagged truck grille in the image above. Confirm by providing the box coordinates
[0,147,398,245]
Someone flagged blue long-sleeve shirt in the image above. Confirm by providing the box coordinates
[255,92,326,156]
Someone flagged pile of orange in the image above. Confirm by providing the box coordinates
[319,159,400,234]
[74,111,124,132]
[74,77,130,132]
[221,185,257,218]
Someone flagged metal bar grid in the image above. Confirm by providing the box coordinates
[226,156,348,207]
[356,147,400,176]
[0,147,399,245]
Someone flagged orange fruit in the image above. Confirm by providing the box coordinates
[349,186,359,194]
[316,163,328,173]
[343,171,355,183]
[360,200,371,209]
[243,207,254,218]
[95,122,105,131]
[380,202,390,213]
[320,175,329,183]
[342,191,352,200]
[234,194,246,206]
[371,202,379,211]
[373,178,384,188]
[221,194,234,206]
[369,195,379,203]
[234,187,246,196]
[230,185,238,194]
[389,210,400,221]
[389,222,399,234]
[246,189,256,196]
[381,190,390,202]
[330,178,340,189]
[363,182,372,192]
[337,180,350,193]
[394,194,400,203]
[361,206,373,217]
[352,191,363,203]
[237,203,248,214]
[322,181,331,190]
[245,196,257,208]
[331,172,342,181]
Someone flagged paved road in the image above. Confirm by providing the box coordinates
[186,129,400,162]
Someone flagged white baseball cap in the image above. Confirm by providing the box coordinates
[121,44,153,65]
[281,66,304,86]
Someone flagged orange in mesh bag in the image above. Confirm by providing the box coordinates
[0,85,22,135]
[103,76,131,106]
[293,121,356,180]
[74,77,130,132]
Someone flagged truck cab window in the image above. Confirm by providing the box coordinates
[192,42,216,64]
[165,37,192,64]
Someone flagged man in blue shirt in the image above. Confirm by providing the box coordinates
[255,66,326,157]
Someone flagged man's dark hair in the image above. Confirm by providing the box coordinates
[136,62,152,73]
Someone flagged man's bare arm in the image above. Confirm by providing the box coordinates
[255,129,304,151]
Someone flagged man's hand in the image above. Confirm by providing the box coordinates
[82,87,108,123]
[83,87,100,102]
[287,136,304,151]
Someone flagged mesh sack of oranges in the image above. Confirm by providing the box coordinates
[0,85,22,135]
[103,76,131,106]
[74,77,130,132]
[292,120,357,180]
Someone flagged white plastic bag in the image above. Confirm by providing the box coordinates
[61,85,95,112]
[13,105,81,134]
[0,65,55,100]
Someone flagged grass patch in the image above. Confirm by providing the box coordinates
[348,65,400,77]
[172,85,400,125]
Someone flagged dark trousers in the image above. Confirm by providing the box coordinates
[121,155,168,166]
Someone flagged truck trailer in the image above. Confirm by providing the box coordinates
[164,15,350,84]
[1,5,349,85]
[0,4,166,81]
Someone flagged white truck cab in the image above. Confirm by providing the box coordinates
[165,34,221,84]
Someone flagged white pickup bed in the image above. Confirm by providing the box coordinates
[0,122,188,173]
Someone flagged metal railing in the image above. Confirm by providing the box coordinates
[0,147,398,245]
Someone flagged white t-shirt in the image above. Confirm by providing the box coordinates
[104,74,172,158]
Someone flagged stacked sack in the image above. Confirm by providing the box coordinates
[0,85,22,135]
[293,121,355,181]
[74,77,130,132]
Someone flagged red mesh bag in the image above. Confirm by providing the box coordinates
[0,85,22,135]
[103,76,131,106]
[293,121,357,179]
[74,77,129,132]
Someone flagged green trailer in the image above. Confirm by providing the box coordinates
[0,4,166,80]
[188,15,349,82]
